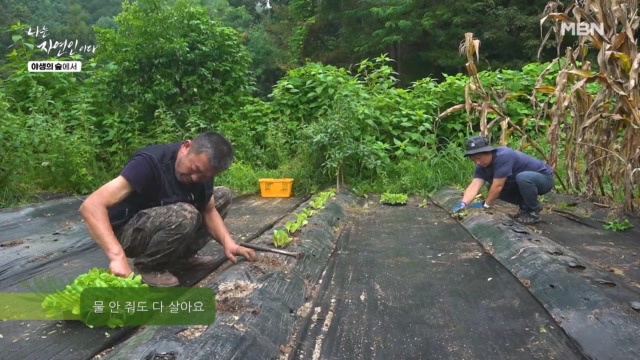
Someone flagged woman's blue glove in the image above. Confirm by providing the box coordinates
[451,202,466,213]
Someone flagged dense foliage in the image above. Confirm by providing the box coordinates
[1,0,558,92]
[1,0,638,212]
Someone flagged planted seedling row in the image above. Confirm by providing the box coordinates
[272,188,336,248]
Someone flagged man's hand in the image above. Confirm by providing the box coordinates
[451,201,466,213]
[468,201,490,209]
[224,243,258,264]
[109,257,133,277]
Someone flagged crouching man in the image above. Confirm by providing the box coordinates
[452,135,554,224]
[80,131,257,287]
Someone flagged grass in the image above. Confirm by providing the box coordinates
[350,146,472,196]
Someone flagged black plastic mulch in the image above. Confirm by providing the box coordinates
[97,198,347,360]
[6,188,636,360]
[431,187,640,360]
[0,195,306,360]
[533,204,640,288]
[290,194,585,359]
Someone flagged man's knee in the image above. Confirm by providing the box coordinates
[515,172,534,183]
[515,171,553,195]
[213,186,232,219]
[160,203,201,232]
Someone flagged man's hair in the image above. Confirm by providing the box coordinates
[189,131,234,171]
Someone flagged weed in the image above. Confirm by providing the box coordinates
[603,218,633,232]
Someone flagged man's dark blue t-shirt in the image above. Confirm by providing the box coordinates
[473,146,553,183]
[108,143,214,229]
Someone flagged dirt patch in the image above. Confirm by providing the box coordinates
[519,278,532,288]
[177,325,207,340]
[381,257,411,264]
[458,250,482,259]
[249,253,287,276]
[608,267,625,275]
[296,301,312,318]
[92,347,113,360]
[1,239,26,248]
[216,280,258,313]
[217,297,248,313]
[30,252,54,262]
[483,244,495,255]
[279,344,294,360]
[593,259,627,275]
[304,279,318,299]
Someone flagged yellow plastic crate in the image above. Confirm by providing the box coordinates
[259,178,294,198]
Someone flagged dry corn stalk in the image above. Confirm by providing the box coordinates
[437,32,566,189]
[537,0,640,213]
[437,33,509,137]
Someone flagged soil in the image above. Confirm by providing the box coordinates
[177,325,208,340]
[1,239,25,247]
[215,280,258,314]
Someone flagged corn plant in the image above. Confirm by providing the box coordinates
[538,0,640,212]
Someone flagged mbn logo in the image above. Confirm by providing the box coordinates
[560,22,605,36]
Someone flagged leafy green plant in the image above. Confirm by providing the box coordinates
[380,192,408,205]
[301,207,317,217]
[284,210,310,235]
[352,186,369,198]
[295,212,308,227]
[284,220,301,234]
[273,229,292,248]
[309,188,336,209]
[39,268,147,327]
[452,209,470,220]
[603,218,633,232]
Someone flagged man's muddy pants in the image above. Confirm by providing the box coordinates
[114,186,232,270]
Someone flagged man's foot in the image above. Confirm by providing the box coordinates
[511,205,543,219]
[511,207,526,219]
[167,255,217,271]
[134,266,180,287]
[516,210,541,225]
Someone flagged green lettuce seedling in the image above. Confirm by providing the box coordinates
[41,268,147,321]
[273,229,292,248]
[380,192,408,205]
[285,220,300,234]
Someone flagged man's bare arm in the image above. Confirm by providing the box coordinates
[203,197,256,263]
[79,176,133,276]
[202,197,234,249]
[484,177,506,205]
[461,178,486,205]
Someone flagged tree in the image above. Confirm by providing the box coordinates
[92,0,254,129]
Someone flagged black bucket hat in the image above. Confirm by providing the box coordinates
[464,136,496,156]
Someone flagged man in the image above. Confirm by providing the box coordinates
[80,131,257,287]
[451,135,554,224]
